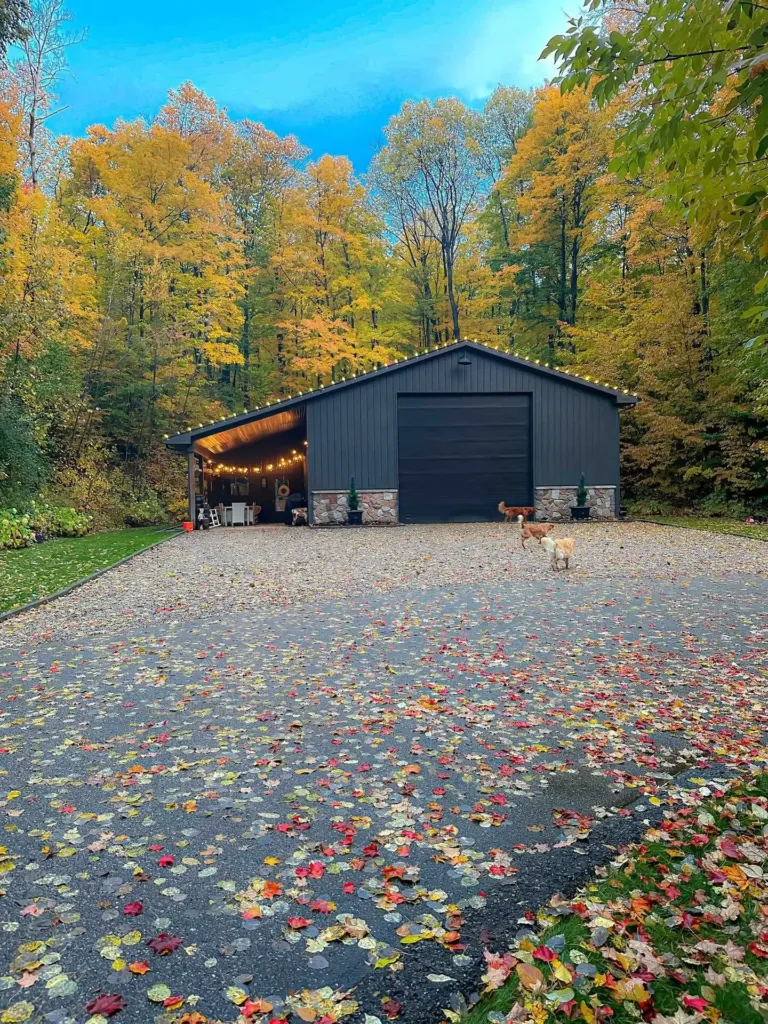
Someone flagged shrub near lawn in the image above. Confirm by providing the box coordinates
[0,504,91,550]
[0,508,34,549]
[460,775,768,1024]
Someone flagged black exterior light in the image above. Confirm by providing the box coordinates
[457,351,472,366]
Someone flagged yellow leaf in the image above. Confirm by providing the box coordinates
[553,963,572,983]
[1,1005,34,1023]
[580,1002,596,1024]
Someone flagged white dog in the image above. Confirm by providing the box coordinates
[542,535,575,571]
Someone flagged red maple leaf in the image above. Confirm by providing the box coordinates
[157,855,175,867]
[86,993,126,1016]
[683,996,709,1011]
[123,901,143,916]
[287,916,310,929]
[146,933,182,955]
[308,861,325,878]
[309,899,333,913]
[532,945,557,962]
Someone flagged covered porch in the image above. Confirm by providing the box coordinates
[172,405,308,527]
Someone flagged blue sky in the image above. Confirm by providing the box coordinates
[55,0,579,169]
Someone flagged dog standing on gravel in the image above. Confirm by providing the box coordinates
[518,515,556,549]
[498,501,535,523]
[542,534,575,571]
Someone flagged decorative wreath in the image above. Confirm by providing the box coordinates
[277,483,291,498]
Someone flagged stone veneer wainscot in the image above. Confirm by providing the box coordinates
[535,486,616,521]
[312,490,399,525]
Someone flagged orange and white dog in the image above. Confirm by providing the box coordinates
[542,534,575,571]
[498,501,535,523]
[517,515,556,549]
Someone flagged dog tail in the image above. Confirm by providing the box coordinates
[498,501,507,513]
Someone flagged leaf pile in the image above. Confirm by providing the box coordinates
[467,774,768,1024]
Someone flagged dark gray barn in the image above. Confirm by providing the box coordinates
[165,340,638,525]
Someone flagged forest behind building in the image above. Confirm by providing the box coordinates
[1,0,766,534]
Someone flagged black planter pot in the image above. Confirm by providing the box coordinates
[347,509,364,526]
[570,505,591,521]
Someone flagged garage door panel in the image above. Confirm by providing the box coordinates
[398,393,532,523]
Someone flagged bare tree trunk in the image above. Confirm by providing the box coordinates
[558,209,567,322]
[444,247,461,340]
[496,190,510,251]
[569,235,579,326]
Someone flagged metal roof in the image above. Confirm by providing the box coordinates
[164,339,639,451]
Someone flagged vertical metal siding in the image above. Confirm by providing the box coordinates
[307,349,621,494]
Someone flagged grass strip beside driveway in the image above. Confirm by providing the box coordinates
[0,527,177,613]
[645,517,768,542]
[455,774,768,1024]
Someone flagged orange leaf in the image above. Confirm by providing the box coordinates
[516,962,544,990]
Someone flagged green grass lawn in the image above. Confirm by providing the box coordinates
[454,774,768,1024]
[645,516,768,542]
[0,527,177,613]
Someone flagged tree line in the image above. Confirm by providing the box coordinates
[0,0,766,528]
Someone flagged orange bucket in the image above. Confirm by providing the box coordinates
[182,521,194,532]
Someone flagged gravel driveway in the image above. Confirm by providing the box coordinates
[1,521,765,645]
[0,524,766,1024]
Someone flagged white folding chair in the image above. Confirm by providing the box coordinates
[209,508,221,528]
[231,502,246,526]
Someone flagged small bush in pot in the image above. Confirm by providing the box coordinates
[571,472,591,520]
[347,477,363,525]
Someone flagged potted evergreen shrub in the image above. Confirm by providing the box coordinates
[570,472,591,520]
[347,476,363,525]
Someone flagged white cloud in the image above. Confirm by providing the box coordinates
[447,0,580,100]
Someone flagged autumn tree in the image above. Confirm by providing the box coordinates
[478,85,533,259]
[13,0,83,187]
[226,118,307,404]
[373,98,487,341]
[271,154,405,390]
[62,107,244,465]
[499,84,612,350]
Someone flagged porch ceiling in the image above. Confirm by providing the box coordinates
[193,408,304,457]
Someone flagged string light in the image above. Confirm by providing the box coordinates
[209,451,305,477]
[172,341,637,447]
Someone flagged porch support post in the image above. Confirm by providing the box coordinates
[187,448,196,525]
